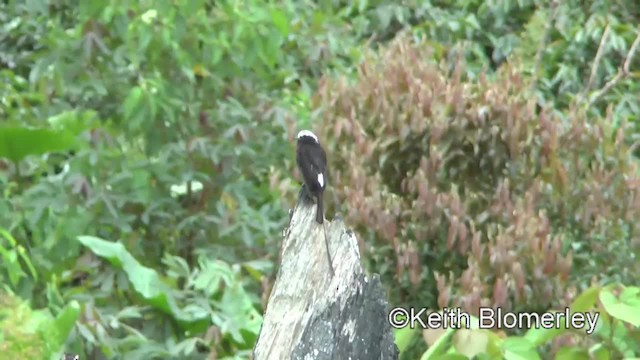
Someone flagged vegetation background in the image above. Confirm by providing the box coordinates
[1,0,639,359]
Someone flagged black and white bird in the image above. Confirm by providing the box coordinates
[296,129,334,276]
[296,130,327,224]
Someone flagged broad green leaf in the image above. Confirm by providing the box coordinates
[589,343,611,360]
[452,329,489,358]
[78,0,108,18]
[522,310,568,346]
[0,127,79,163]
[271,9,289,37]
[430,355,468,360]
[0,227,37,284]
[48,300,81,352]
[358,0,368,13]
[555,347,589,360]
[599,285,640,327]
[213,280,262,345]
[141,9,158,24]
[421,326,456,359]
[241,259,272,281]
[502,337,540,360]
[77,235,205,325]
[123,86,146,130]
[47,110,100,136]
[393,325,418,353]
[571,286,601,312]
[0,293,47,358]
[191,258,233,297]
[525,286,600,346]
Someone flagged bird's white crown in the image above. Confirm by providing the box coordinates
[296,129,319,143]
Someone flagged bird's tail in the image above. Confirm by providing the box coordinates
[322,222,335,277]
[316,195,324,224]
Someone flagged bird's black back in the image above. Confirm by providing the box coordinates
[296,137,327,195]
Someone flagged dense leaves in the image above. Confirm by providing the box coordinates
[316,33,638,311]
[312,33,639,357]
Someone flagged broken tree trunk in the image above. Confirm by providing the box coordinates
[253,195,399,360]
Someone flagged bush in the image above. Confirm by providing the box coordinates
[0,290,79,359]
[313,34,640,316]
[407,284,640,359]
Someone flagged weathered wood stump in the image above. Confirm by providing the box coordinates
[253,195,399,360]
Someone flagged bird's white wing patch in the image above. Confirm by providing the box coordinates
[317,173,324,187]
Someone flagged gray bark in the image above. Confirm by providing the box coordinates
[253,197,399,360]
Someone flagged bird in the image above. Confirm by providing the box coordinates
[296,130,327,224]
[295,129,334,276]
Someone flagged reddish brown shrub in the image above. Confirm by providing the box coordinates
[307,34,640,317]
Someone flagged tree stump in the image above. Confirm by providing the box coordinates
[253,195,399,360]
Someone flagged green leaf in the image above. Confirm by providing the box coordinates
[271,9,289,37]
[47,110,100,136]
[572,286,601,312]
[393,325,417,353]
[554,347,589,360]
[599,285,640,327]
[78,0,108,18]
[588,343,611,360]
[77,236,206,325]
[524,286,600,346]
[430,355,468,360]
[502,337,541,360]
[49,300,81,352]
[123,86,146,130]
[241,259,272,281]
[0,127,79,163]
[357,0,368,13]
[0,292,47,358]
[452,329,490,358]
[0,227,37,284]
[522,311,568,346]
[191,258,233,297]
[212,279,262,345]
[421,327,456,359]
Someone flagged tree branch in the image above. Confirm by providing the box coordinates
[586,29,640,108]
[585,24,611,95]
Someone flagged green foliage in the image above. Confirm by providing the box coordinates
[416,285,640,359]
[77,235,207,324]
[315,33,639,358]
[1,0,314,357]
[0,126,79,164]
[0,227,38,287]
[316,34,639,315]
[0,291,80,359]
[69,235,262,358]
